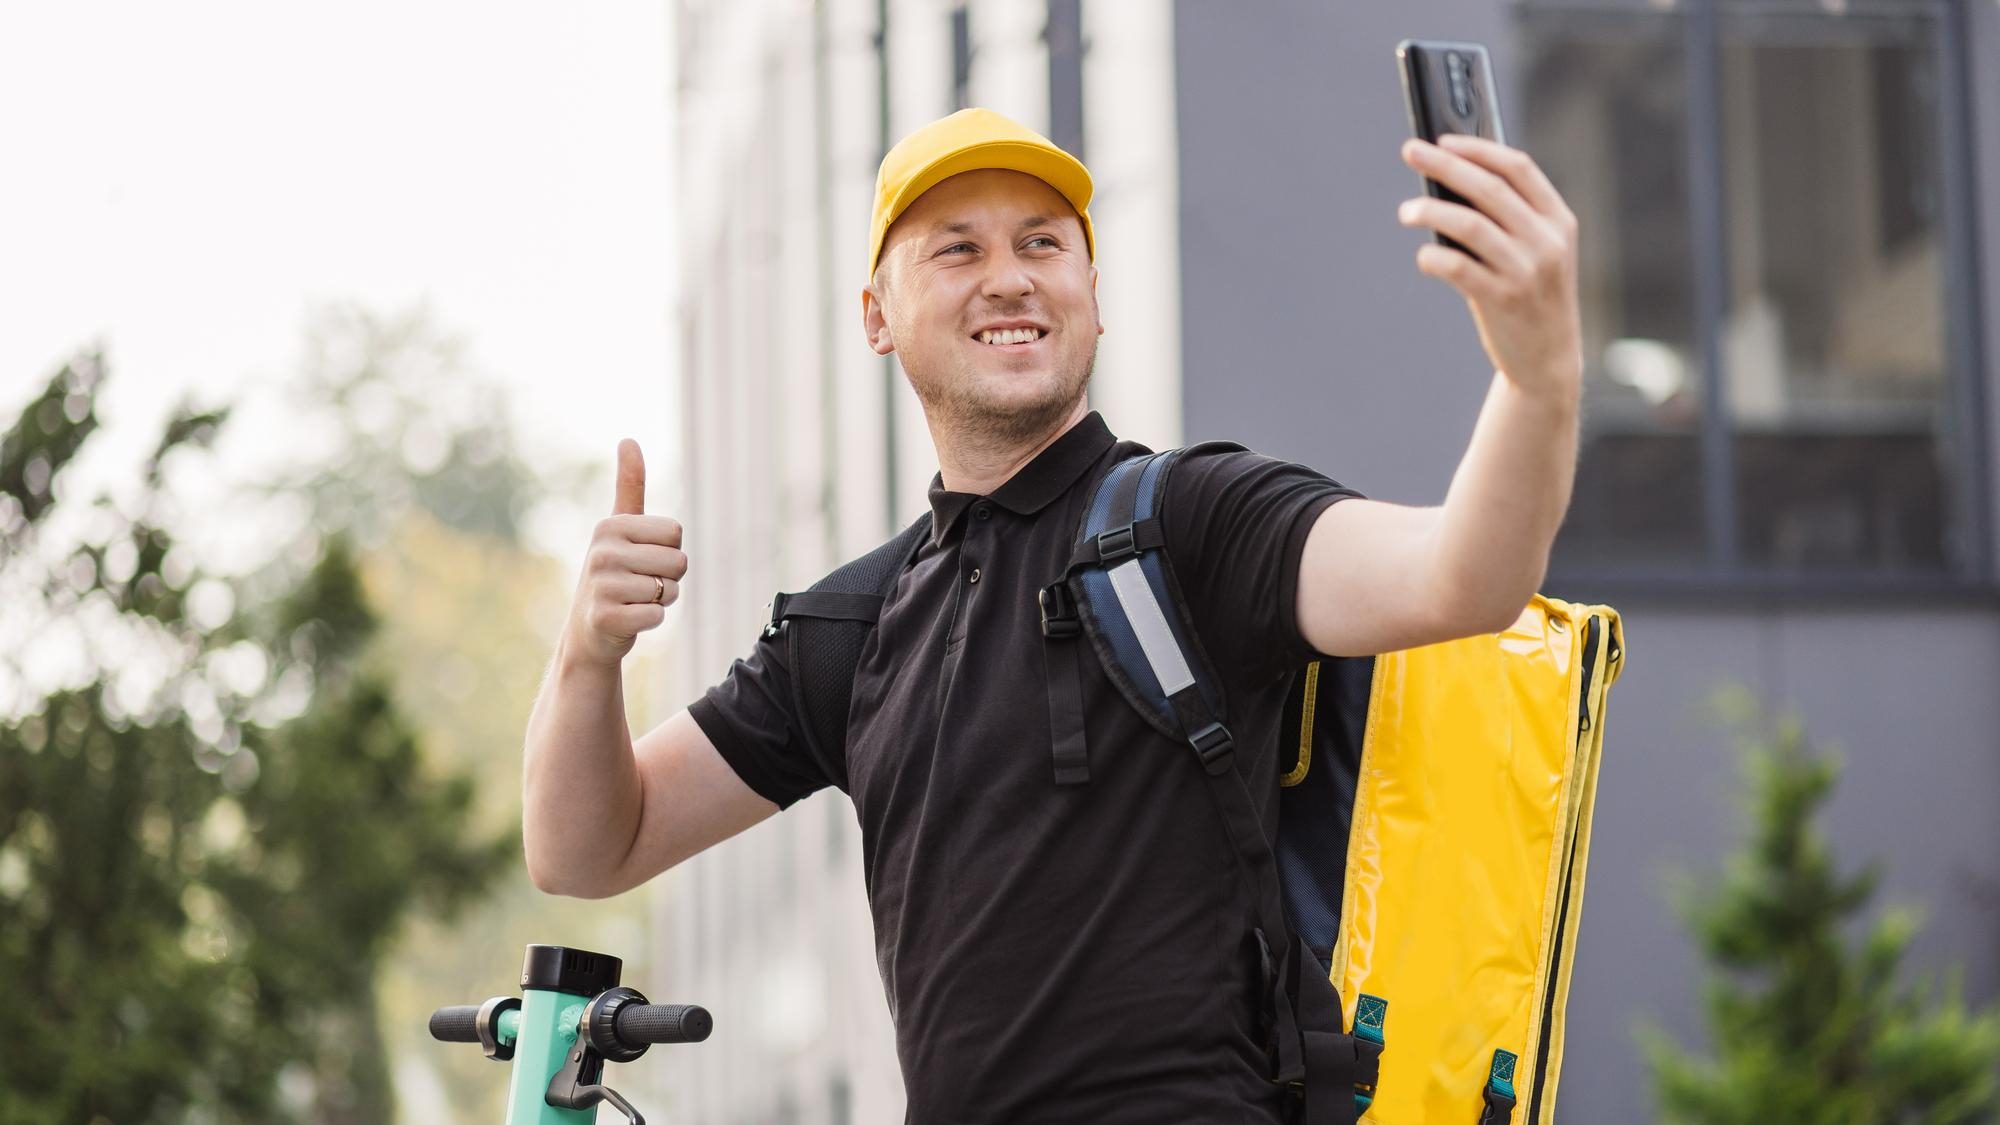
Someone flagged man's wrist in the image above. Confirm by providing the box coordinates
[1495,366,1582,422]
[556,623,622,679]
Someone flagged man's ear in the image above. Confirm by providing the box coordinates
[860,284,896,356]
[1092,265,1105,335]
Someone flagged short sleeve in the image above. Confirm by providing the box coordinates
[688,626,838,809]
[1162,444,1364,683]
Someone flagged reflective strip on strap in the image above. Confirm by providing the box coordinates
[1107,558,1194,696]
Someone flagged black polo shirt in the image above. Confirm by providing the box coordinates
[690,411,1361,1124]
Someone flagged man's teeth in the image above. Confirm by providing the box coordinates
[978,327,1042,346]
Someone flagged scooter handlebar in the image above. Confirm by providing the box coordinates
[428,1005,483,1043]
[614,1002,712,1046]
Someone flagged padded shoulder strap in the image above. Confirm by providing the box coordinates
[1054,445,1370,1122]
[1059,447,1229,754]
[768,514,931,771]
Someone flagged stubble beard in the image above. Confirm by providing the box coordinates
[906,334,1098,455]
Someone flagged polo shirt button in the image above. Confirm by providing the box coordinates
[974,503,992,521]
[968,568,982,584]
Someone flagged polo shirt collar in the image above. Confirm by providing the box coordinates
[927,410,1116,545]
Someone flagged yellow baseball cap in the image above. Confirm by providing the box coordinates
[867,107,1095,279]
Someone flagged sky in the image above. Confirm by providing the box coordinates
[0,1,680,575]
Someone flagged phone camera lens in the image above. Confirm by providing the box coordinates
[1446,52,1476,119]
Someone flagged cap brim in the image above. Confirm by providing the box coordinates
[878,140,1094,267]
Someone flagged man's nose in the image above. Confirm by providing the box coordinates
[980,252,1034,301]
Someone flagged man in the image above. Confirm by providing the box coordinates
[523,108,1580,1122]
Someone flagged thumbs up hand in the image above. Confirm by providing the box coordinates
[565,439,689,668]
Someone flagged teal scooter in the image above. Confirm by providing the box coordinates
[429,944,711,1124]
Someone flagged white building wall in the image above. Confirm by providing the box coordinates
[660,3,1181,1122]
[882,0,955,523]
[1080,0,1182,452]
[666,2,900,1122]
[966,0,1049,133]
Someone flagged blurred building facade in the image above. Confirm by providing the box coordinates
[664,1,2000,1121]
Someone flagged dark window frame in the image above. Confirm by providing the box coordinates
[1044,0,1086,160]
[950,4,972,112]
[1515,0,1993,604]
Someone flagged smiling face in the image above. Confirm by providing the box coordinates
[862,168,1102,447]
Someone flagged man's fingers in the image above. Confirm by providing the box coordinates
[599,514,683,548]
[1398,198,1528,278]
[1401,138,1538,237]
[1435,134,1573,229]
[1414,242,1505,305]
[589,598,668,640]
[606,571,680,607]
[591,542,689,582]
[613,438,646,515]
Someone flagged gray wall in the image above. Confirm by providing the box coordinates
[1172,0,2000,1119]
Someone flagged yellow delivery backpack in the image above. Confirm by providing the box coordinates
[769,444,1627,1124]
[1295,595,1624,1123]
[1040,447,1626,1125]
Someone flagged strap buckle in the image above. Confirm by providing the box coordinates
[1479,1048,1519,1124]
[1039,583,1081,639]
[762,593,790,640]
[1189,722,1234,774]
[1095,524,1138,565]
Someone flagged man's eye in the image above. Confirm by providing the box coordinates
[1026,236,1058,249]
[940,243,974,255]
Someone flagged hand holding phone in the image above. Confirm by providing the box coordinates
[1396,39,1506,262]
[1389,38,1585,400]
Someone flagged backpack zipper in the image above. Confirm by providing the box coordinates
[1525,612,1602,1122]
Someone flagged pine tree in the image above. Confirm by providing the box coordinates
[1643,698,2000,1124]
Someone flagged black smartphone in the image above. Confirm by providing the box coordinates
[1395,39,1507,262]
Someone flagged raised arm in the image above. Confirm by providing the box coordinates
[521,439,775,899]
[1297,133,1583,658]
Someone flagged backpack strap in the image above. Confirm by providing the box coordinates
[1036,577,1092,785]
[1037,449,1212,786]
[1054,449,1231,753]
[1051,446,1378,1124]
[766,514,931,770]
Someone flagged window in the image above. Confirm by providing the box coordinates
[1517,0,1987,591]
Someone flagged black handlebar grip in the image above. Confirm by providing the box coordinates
[613,1002,712,1045]
[428,1005,484,1043]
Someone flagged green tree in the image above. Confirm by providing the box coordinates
[1643,696,2000,1124]
[0,352,513,1123]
